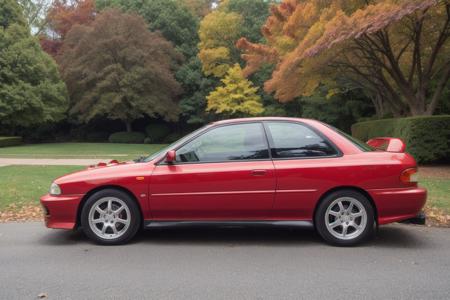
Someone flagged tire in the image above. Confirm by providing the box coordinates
[314,189,375,246]
[81,189,141,245]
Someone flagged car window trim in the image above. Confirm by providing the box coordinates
[157,121,272,165]
[262,120,343,160]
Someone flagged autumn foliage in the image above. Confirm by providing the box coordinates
[207,64,264,116]
[237,0,450,116]
[40,0,95,56]
[58,9,182,131]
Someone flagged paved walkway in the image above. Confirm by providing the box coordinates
[0,158,111,167]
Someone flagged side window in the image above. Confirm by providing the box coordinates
[266,122,337,158]
[175,123,269,163]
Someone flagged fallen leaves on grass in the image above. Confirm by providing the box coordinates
[0,204,43,223]
[1,203,449,227]
[424,206,450,227]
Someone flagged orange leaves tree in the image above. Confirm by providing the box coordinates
[40,0,95,57]
[237,0,450,116]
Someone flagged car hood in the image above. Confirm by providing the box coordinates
[54,160,154,185]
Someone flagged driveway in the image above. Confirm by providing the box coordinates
[0,222,449,299]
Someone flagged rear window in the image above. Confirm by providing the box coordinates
[327,125,374,152]
[266,122,338,158]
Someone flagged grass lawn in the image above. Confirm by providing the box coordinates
[0,143,167,160]
[420,178,450,214]
[0,165,84,209]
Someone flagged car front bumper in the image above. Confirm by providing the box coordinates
[40,194,84,229]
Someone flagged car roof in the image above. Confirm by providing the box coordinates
[212,117,315,125]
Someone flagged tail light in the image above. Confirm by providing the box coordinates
[400,168,418,184]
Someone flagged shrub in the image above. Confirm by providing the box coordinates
[145,123,171,143]
[85,131,109,142]
[143,137,152,144]
[0,137,23,147]
[351,115,450,163]
[162,132,183,143]
[108,131,145,144]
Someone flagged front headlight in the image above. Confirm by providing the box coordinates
[50,182,61,196]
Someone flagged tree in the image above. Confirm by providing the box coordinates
[176,57,218,124]
[40,0,95,56]
[198,0,272,77]
[198,10,243,77]
[206,64,264,117]
[0,0,68,133]
[18,0,53,35]
[237,0,450,116]
[224,0,272,43]
[180,0,214,18]
[97,0,214,124]
[96,0,199,57]
[58,9,182,132]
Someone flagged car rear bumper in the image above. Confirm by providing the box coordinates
[40,194,83,229]
[399,211,426,225]
[368,187,427,225]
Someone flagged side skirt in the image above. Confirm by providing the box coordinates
[144,220,314,229]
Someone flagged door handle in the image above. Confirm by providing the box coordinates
[251,169,267,176]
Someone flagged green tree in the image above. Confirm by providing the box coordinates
[96,0,198,57]
[97,0,214,125]
[224,0,271,43]
[207,64,264,117]
[58,9,182,131]
[0,0,68,134]
[18,0,53,35]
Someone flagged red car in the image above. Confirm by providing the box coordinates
[40,117,426,246]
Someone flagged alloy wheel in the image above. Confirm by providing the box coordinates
[88,197,131,240]
[325,197,368,240]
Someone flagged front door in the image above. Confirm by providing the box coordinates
[149,122,276,220]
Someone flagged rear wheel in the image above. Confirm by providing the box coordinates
[315,190,375,246]
[81,189,141,245]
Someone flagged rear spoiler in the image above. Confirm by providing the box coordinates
[366,137,406,153]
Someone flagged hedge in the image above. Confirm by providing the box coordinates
[162,132,183,143]
[351,115,450,163]
[85,131,109,142]
[108,131,145,144]
[145,123,171,143]
[0,136,23,147]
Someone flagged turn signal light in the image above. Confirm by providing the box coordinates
[400,168,418,184]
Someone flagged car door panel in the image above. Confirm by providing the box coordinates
[148,122,275,220]
[263,121,341,220]
[149,161,276,220]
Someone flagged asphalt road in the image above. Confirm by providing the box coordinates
[0,222,449,300]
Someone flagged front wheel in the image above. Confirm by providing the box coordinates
[315,190,375,246]
[81,189,141,245]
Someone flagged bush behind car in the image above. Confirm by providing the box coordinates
[352,115,450,163]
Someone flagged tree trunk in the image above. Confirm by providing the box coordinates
[125,121,132,132]
[370,94,384,118]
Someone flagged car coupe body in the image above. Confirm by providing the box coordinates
[41,117,426,245]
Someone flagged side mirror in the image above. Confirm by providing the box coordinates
[165,150,176,163]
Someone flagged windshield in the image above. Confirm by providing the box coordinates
[326,124,374,152]
[142,125,209,162]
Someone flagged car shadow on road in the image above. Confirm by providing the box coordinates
[39,223,430,249]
